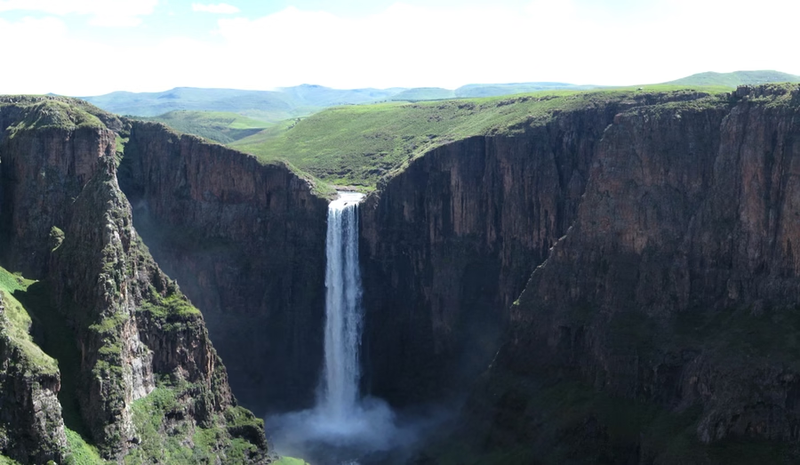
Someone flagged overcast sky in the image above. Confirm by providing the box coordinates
[0,0,797,96]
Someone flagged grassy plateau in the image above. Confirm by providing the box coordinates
[139,111,271,144]
[230,85,732,189]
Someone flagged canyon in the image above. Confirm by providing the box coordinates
[2,84,800,463]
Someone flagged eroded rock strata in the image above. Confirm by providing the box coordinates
[359,90,715,406]
[119,122,328,412]
[463,86,800,462]
[360,85,800,462]
[0,97,268,463]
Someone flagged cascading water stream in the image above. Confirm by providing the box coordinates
[266,191,437,464]
[320,191,365,422]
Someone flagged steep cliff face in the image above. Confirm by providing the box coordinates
[360,120,597,403]
[120,122,329,413]
[0,97,268,463]
[360,91,712,405]
[358,85,800,461]
[0,291,67,464]
[0,100,115,277]
[456,85,800,462]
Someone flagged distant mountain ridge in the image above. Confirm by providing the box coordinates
[79,71,800,123]
[663,70,800,87]
[79,82,598,122]
[77,71,800,146]
[82,87,298,122]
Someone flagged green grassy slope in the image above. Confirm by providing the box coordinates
[0,267,57,374]
[0,266,108,464]
[665,70,800,87]
[230,85,730,189]
[140,111,271,144]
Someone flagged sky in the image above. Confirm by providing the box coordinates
[0,0,798,96]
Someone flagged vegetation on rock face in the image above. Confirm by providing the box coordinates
[231,85,730,189]
[64,429,106,465]
[123,381,263,465]
[0,266,67,463]
[0,268,58,373]
[0,100,268,464]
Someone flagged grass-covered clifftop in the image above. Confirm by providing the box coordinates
[230,85,731,189]
[0,96,115,133]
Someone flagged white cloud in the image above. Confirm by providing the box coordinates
[0,16,114,94]
[0,0,157,27]
[203,1,800,90]
[192,3,239,14]
[2,1,800,96]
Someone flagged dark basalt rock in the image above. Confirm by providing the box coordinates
[119,122,329,413]
[0,97,268,463]
[362,85,800,462]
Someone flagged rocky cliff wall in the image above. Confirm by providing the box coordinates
[456,85,800,461]
[0,97,268,463]
[0,293,67,464]
[360,108,608,403]
[360,91,713,405]
[120,122,329,413]
[358,85,800,461]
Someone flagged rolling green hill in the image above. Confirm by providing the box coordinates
[139,110,271,144]
[230,84,730,189]
[664,70,800,87]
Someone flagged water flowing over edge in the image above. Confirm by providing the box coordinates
[265,191,448,464]
[320,191,365,422]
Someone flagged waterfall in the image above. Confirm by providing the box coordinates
[320,191,365,421]
[266,191,427,463]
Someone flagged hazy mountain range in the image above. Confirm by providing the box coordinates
[76,70,800,145]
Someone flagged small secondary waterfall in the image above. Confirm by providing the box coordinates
[320,191,365,421]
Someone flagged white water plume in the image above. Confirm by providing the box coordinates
[265,191,454,464]
[320,191,365,422]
